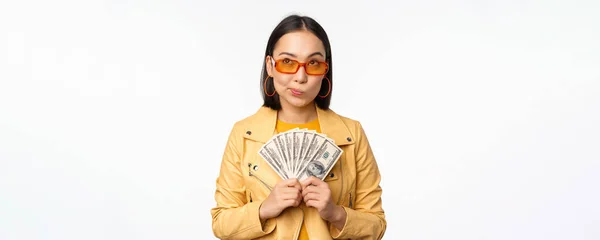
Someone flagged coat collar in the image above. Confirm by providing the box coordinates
[242,104,355,146]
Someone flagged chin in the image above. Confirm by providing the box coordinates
[283,97,313,108]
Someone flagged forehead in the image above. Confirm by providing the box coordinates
[273,30,326,58]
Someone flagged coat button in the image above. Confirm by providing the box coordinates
[246,131,252,135]
[253,165,259,171]
[329,173,335,178]
[346,137,352,142]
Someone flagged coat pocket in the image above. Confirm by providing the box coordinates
[344,190,355,209]
[246,190,253,203]
[349,191,353,208]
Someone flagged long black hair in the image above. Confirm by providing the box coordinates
[261,14,333,110]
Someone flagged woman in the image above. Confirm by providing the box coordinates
[211,14,386,240]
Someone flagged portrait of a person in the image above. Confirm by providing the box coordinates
[210,14,386,240]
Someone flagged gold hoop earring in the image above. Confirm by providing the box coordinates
[264,75,276,97]
[318,76,331,98]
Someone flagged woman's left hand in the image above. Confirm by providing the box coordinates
[301,176,347,229]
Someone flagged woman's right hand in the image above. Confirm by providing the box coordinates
[259,178,303,221]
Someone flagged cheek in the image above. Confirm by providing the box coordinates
[307,77,324,93]
[272,76,290,89]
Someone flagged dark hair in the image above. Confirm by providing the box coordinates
[261,15,333,110]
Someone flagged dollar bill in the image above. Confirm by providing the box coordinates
[273,134,290,176]
[298,138,342,181]
[291,130,302,176]
[283,131,293,175]
[298,132,327,177]
[258,141,289,180]
[296,130,312,176]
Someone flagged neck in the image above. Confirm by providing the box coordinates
[278,102,318,124]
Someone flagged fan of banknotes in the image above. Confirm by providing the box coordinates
[258,128,343,181]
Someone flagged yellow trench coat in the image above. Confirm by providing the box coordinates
[211,105,386,239]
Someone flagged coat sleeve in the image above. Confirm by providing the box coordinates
[210,125,276,239]
[330,121,387,240]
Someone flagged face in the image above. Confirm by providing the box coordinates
[266,30,327,109]
[307,163,321,176]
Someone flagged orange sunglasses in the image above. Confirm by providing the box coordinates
[271,57,329,75]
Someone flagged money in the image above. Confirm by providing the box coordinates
[258,142,289,180]
[257,128,343,181]
[297,139,342,181]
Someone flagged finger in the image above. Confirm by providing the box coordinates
[285,191,304,201]
[283,199,298,208]
[281,192,301,201]
[303,192,320,202]
[305,199,317,209]
[281,188,301,196]
[292,179,302,191]
[301,176,322,189]
[302,185,319,197]
[293,197,301,207]
[282,178,301,187]
[300,176,318,187]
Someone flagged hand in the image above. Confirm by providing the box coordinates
[259,178,302,221]
[301,176,347,229]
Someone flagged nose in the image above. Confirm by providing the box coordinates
[294,66,308,83]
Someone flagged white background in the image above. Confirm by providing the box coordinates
[1,0,599,239]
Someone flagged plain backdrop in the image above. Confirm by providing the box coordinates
[1,0,599,239]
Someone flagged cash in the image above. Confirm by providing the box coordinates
[258,128,343,181]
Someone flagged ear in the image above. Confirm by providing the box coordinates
[265,55,273,76]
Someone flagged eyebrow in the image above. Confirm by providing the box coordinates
[278,51,324,58]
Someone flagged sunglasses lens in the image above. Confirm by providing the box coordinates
[275,60,299,73]
[306,63,328,75]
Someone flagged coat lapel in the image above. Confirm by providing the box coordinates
[315,106,355,146]
[241,106,278,144]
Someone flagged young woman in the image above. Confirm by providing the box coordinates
[211,15,386,240]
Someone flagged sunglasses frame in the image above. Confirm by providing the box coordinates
[270,57,329,75]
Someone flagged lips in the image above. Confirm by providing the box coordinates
[290,89,304,96]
